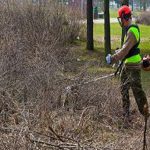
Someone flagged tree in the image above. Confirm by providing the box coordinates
[104,0,111,55]
[87,0,94,50]
[130,0,134,10]
[121,0,129,5]
[143,0,147,11]
[114,0,121,8]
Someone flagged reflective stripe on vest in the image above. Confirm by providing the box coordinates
[124,26,141,64]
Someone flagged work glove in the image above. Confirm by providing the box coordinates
[106,54,112,64]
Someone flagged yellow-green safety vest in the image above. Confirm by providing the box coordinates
[124,25,141,64]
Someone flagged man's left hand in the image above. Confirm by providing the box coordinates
[106,54,112,64]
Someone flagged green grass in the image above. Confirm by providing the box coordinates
[81,22,150,90]
[94,23,150,53]
[110,9,118,18]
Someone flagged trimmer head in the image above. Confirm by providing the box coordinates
[142,55,150,71]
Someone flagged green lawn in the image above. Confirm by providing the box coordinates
[110,9,118,18]
[94,23,150,54]
[93,22,150,91]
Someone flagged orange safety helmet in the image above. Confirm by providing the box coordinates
[118,5,132,20]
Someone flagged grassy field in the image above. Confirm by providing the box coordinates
[94,23,150,54]
[110,8,118,18]
[93,22,150,92]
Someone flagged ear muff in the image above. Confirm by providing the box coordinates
[122,12,131,21]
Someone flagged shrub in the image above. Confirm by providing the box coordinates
[0,0,83,135]
[135,11,150,25]
[0,0,82,104]
[0,1,84,148]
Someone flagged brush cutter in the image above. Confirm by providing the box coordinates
[64,53,150,96]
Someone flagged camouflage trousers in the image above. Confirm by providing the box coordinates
[120,67,148,117]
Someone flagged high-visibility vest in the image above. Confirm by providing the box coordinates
[124,25,141,64]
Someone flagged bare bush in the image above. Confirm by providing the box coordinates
[0,1,83,148]
[135,11,150,25]
[0,0,82,105]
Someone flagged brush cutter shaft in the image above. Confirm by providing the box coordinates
[65,73,115,92]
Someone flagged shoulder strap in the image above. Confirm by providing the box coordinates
[127,24,140,44]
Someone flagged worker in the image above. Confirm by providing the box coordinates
[106,5,149,127]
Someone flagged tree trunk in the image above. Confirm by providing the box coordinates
[131,0,134,10]
[121,0,129,5]
[140,0,142,10]
[143,0,146,11]
[104,0,111,55]
[87,0,94,50]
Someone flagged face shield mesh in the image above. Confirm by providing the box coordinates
[117,17,123,27]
